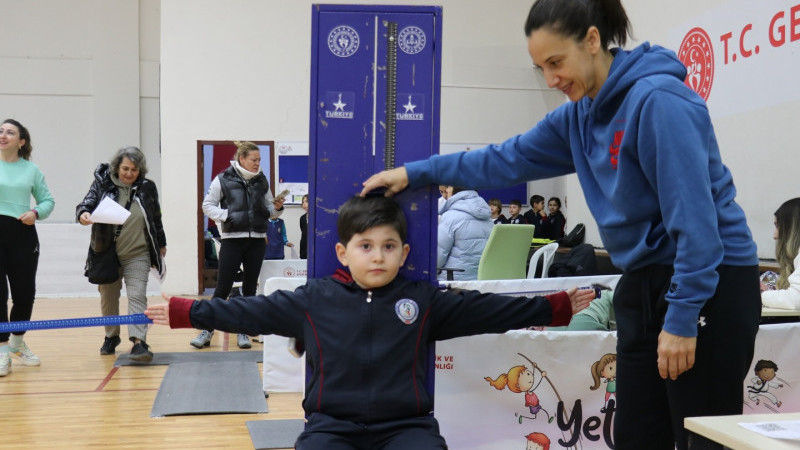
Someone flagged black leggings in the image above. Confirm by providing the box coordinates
[214,237,266,299]
[613,264,761,450]
[0,215,40,342]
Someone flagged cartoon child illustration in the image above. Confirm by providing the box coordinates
[748,359,783,407]
[485,364,553,423]
[589,353,617,413]
[525,431,550,450]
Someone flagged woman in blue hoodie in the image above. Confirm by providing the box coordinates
[361,1,760,448]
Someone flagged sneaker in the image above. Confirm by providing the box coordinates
[100,336,122,355]
[0,352,10,376]
[129,341,153,362]
[190,330,214,349]
[237,333,252,349]
[9,340,41,366]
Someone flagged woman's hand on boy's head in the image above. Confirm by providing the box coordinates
[360,167,409,197]
[566,287,595,315]
[144,293,172,326]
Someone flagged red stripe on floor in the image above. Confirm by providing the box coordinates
[95,366,119,391]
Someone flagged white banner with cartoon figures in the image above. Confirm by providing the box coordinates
[436,330,619,450]
[745,323,800,414]
[435,278,800,449]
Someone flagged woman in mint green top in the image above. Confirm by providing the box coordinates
[0,119,55,377]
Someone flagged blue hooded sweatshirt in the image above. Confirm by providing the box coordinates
[406,43,757,337]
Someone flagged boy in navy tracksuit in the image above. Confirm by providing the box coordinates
[146,196,594,449]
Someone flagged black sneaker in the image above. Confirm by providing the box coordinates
[100,336,122,355]
[129,341,154,362]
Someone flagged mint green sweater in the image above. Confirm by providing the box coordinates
[0,159,55,220]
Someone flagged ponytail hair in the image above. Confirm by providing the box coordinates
[524,0,631,50]
[774,198,800,289]
[484,365,528,393]
[589,353,616,390]
[234,140,260,161]
[2,119,33,160]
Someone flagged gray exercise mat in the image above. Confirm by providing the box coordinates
[115,350,263,366]
[151,360,268,417]
[247,419,305,450]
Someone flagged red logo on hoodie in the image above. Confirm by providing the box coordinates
[678,27,715,102]
[609,130,624,169]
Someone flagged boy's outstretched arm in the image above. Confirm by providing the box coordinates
[566,287,596,315]
[144,293,172,326]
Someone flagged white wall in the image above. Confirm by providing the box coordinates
[0,0,161,223]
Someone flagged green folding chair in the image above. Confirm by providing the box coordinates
[477,224,536,280]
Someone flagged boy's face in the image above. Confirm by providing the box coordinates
[509,204,520,216]
[533,201,545,213]
[758,367,776,381]
[335,225,410,290]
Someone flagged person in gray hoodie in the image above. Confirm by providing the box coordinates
[437,187,493,280]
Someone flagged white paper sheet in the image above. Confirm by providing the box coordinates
[90,197,131,225]
[739,420,800,440]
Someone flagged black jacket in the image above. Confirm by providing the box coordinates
[173,270,571,424]
[218,166,270,234]
[76,163,167,276]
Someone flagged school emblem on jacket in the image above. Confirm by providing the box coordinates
[395,299,419,324]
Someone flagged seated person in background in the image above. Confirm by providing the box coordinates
[545,197,566,240]
[761,198,800,310]
[488,198,508,224]
[507,199,527,224]
[145,195,595,449]
[438,187,493,280]
[523,194,548,237]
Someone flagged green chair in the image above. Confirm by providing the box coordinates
[477,224,536,280]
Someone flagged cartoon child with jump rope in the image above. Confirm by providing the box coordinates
[589,352,617,413]
[485,356,554,423]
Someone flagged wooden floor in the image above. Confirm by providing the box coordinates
[0,296,304,449]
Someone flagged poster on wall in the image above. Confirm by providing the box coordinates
[668,0,800,118]
[276,141,309,204]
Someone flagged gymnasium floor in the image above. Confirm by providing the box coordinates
[0,296,304,449]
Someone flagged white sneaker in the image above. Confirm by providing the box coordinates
[190,330,214,348]
[0,352,10,376]
[9,340,41,366]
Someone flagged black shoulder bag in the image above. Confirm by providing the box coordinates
[84,194,134,285]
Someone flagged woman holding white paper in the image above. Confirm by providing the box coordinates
[76,146,166,361]
[0,119,55,377]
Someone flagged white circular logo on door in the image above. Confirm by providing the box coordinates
[398,26,426,55]
[328,25,360,57]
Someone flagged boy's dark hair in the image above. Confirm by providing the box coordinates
[530,194,544,206]
[337,196,408,244]
[754,359,778,374]
[510,199,522,207]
